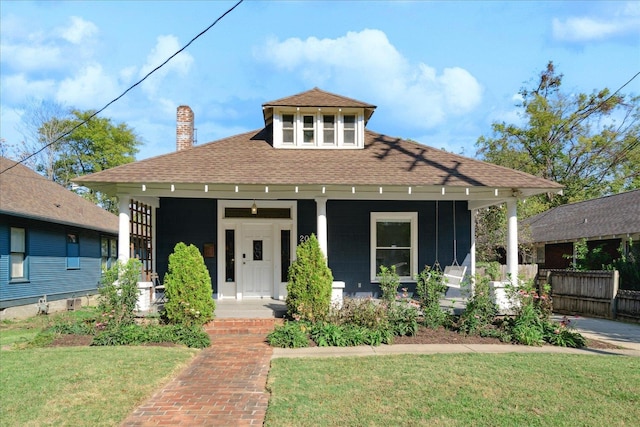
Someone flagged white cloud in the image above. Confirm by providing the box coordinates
[56,63,119,108]
[553,2,640,42]
[57,16,98,44]
[0,74,57,104]
[256,29,482,129]
[139,35,194,95]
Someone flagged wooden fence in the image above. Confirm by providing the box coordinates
[537,269,640,322]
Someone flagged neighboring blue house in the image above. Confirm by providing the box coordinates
[0,156,118,319]
[76,89,562,304]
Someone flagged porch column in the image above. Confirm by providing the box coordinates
[470,208,476,289]
[315,197,328,260]
[506,198,518,286]
[118,195,130,263]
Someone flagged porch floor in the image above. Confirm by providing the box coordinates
[215,298,287,319]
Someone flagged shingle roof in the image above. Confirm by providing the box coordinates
[262,88,377,124]
[524,190,640,243]
[0,157,118,234]
[75,127,562,192]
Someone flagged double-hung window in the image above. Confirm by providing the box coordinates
[371,213,418,280]
[323,115,335,145]
[10,227,27,280]
[302,115,315,144]
[282,114,294,144]
[343,115,356,145]
[101,237,117,271]
[67,232,80,269]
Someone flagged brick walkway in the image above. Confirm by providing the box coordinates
[121,325,274,426]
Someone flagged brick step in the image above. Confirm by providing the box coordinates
[205,318,284,335]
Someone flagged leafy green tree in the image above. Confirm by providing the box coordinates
[53,110,140,213]
[98,258,142,327]
[163,242,216,327]
[475,62,640,261]
[286,234,333,322]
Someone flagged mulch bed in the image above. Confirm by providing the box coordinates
[47,327,620,350]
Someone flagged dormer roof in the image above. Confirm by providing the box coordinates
[262,87,376,125]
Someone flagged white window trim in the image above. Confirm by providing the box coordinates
[273,108,364,149]
[370,212,418,281]
[10,227,27,281]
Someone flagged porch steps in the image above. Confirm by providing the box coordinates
[205,318,284,335]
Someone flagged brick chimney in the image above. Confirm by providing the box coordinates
[176,105,194,151]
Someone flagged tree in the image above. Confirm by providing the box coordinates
[163,242,216,327]
[12,99,74,179]
[286,234,333,322]
[475,62,640,261]
[53,110,140,213]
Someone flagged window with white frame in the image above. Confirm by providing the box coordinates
[343,114,356,145]
[282,114,294,144]
[371,212,418,280]
[323,114,335,145]
[302,115,315,144]
[274,110,362,148]
[10,227,27,280]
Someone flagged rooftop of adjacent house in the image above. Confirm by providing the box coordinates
[0,157,118,234]
[74,88,562,196]
[524,189,640,243]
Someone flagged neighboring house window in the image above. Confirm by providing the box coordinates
[323,115,335,146]
[101,237,117,271]
[371,212,418,280]
[10,227,27,280]
[282,114,294,144]
[536,245,545,264]
[343,114,356,145]
[67,232,80,269]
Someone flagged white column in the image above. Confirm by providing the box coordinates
[506,198,518,286]
[118,195,130,263]
[470,208,476,288]
[315,197,328,260]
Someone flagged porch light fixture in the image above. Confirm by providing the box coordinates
[251,201,258,215]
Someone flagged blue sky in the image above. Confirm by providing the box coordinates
[1,1,639,161]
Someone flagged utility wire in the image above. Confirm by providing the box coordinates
[0,0,244,176]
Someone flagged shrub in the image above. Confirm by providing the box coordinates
[91,323,210,348]
[97,258,142,327]
[286,234,333,322]
[388,301,419,337]
[457,275,498,335]
[415,266,451,329]
[328,297,390,331]
[164,242,216,327]
[378,265,400,303]
[267,321,310,348]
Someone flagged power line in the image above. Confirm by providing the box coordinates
[0,0,244,176]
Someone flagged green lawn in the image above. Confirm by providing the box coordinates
[265,353,640,426]
[0,345,198,426]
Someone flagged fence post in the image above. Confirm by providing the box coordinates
[611,270,619,320]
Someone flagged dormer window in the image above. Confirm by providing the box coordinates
[273,109,364,149]
[283,114,294,144]
[323,115,335,145]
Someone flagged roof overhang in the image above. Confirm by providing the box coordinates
[87,181,562,208]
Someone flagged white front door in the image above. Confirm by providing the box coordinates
[241,224,273,297]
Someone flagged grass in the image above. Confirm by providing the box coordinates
[0,312,199,426]
[265,353,640,426]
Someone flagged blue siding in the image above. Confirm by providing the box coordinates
[296,199,317,240]
[319,200,471,296]
[156,198,217,293]
[0,214,116,309]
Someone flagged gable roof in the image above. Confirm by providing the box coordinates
[262,87,377,124]
[75,127,562,196]
[524,190,640,243]
[0,157,118,234]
